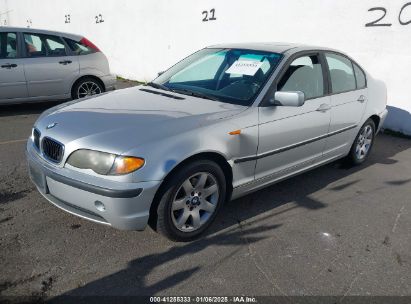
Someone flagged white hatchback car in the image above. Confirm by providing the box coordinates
[0,27,116,105]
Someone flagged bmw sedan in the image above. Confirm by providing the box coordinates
[0,27,116,105]
[27,43,388,241]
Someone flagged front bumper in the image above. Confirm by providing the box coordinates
[26,142,161,230]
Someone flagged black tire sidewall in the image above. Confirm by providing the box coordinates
[156,160,226,242]
[349,119,376,165]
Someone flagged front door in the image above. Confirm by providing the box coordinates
[255,54,331,182]
[0,31,28,102]
[22,32,79,98]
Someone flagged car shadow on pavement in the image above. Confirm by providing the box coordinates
[49,223,281,300]
[45,134,411,299]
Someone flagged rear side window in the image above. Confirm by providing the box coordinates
[325,53,356,94]
[278,55,324,100]
[65,38,95,55]
[0,32,18,59]
[24,33,67,57]
[353,63,366,89]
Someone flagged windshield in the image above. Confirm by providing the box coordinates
[153,48,283,106]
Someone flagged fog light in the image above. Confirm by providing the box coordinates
[94,201,106,212]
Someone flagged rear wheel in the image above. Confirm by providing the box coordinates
[72,77,104,99]
[155,160,226,242]
[346,119,376,165]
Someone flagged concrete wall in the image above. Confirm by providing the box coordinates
[1,0,411,134]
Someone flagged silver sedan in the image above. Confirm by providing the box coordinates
[0,27,116,105]
[27,43,388,241]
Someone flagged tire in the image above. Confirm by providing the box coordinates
[72,77,104,99]
[346,119,376,166]
[155,160,226,242]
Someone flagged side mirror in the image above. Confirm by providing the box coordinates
[270,91,305,107]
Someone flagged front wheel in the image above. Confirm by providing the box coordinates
[346,119,376,165]
[154,160,226,242]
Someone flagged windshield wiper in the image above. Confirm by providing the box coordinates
[146,82,172,92]
[172,88,219,101]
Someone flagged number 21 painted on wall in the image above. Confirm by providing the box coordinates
[202,9,216,22]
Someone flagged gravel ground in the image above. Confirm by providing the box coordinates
[0,81,410,301]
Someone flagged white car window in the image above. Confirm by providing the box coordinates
[326,53,356,94]
[0,32,17,59]
[278,55,324,100]
[171,51,226,82]
[353,63,366,89]
[24,33,67,57]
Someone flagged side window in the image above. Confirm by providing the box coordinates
[65,38,95,55]
[353,63,366,89]
[0,32,18,59]
[278,55,324,100]
[24,33,66,57]
[44,36,66,56]
[24,34,46,57]
[325,53,356,94]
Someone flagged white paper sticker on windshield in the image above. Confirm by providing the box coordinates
[225,60,264,76]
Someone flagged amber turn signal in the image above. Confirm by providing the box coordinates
[229,129,241,135]
[110,156,145,175]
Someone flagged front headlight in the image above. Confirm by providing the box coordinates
[66,149,145,175]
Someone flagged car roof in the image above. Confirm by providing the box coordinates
[0,26,83,41]
[207,42,336,55]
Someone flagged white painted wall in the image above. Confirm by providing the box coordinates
[1,0,411,134]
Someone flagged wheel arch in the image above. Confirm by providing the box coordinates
[71,75,106,99]
[369,114,380,130]
[148,152,233,229]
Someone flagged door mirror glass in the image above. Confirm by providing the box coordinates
[271,91,305,107]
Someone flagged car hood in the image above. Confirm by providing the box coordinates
[35,86,247,154]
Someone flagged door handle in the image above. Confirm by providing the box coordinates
[357,95,366,103]
[1,63,17,69]
[59,60,72,65]
[316,103,332,112]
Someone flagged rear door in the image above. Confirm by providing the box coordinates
[22,32,79,98]
[0,31,28,102]
[322,52,368,159]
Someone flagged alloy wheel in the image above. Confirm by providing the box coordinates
[355,124,373,160]
[77,81,102,98]
[171,172,219,232]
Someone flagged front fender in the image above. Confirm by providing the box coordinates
[125,109,259,184]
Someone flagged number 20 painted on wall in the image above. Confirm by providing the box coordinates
[366,2,411,27]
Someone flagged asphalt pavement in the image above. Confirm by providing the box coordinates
[0,82,410,300]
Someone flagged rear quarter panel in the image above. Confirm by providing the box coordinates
[364,72,387,126]
[78,52,111,77]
